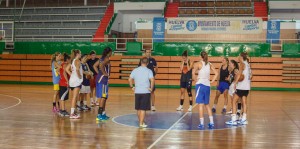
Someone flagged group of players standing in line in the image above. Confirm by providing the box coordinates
[50,47,251,129]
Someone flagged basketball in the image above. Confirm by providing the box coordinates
[238,74,244,82]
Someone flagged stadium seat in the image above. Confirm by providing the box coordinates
[124,42,143,56]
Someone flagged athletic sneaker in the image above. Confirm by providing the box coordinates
[140,123,148,128]
[226,109,233,114]
[222,108,227,114]
[188,106,193,112]
[70,113,80,119]
[212,108,216,113]
[96,114,108,121]
[151,106,156,111]
[176,105,183,111]
[52,107,58,113]
[77,106,84,112]
[82,105,91,111]
[102,113,110,119]
[239,119,248,125]
[63,110,70,117]
[198,124,204,129]
[208,123,215,129]
[58,110,65,117]
[90,101,95,107]
[225,120,237,125]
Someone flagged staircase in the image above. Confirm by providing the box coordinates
[93,4,114,42]
[164,2,179,18]
[254,2,268,21]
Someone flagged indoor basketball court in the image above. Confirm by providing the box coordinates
[1,0,300,148]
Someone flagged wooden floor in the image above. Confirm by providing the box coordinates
[0,84,300,149]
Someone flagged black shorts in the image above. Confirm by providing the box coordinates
[180,80,192,89]
[235,89,249,98]
[70,85,81,91]
[135,93,151,110]
[59,86,69,101]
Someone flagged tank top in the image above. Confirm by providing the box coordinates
[181,61,192,82]
[236,60,251,90]
[196,61,210,86]
[59,62,69,87]
[219,65,229,84]
[96,57,110,84]
[52,61,61,84]
[82,63,90,86]
[69,59,83,87]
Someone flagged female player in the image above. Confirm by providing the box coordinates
[227,59,240,114]
[212,57,230,114]
[176,50,194,112]
[58,53,71,117]
[193,51,218,129]
[66,49,83,119]
[226,52,251,125]
[94,47,113,121]
[51,52,61,113]
[80,54,92,111]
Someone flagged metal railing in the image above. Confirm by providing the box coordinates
[12,37,300,50]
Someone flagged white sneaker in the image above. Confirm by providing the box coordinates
[176,105,183,111]
[188,106,193,112]
[239,119,248,125]
[151,106,156,111]
[140,123,148,128]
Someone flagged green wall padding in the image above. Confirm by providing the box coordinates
[13,42,116,55]
[0,42,5,54]
[282,43,300,58]
[153,42,271,57]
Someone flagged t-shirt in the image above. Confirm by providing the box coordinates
[87,58,99,75]
[130,66,154,94]
[138,57,157,76]
[82,63,90,86]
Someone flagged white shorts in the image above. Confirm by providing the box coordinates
[229,83,236,97]
[80,85,91,94]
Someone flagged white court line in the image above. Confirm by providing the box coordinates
[0,94,22,111]
[147,104,197,149]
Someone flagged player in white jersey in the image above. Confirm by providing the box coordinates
[193,51,218,129]
[226,52,252,125]
[66,49,83,119]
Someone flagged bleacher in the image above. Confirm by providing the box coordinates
[0,4,107,41]
[177,0,253,17]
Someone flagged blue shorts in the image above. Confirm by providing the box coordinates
[195,84,210,104]
[96,82,109,99]
[217,81,229,94]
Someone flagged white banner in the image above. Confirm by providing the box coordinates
[167,17,263,34]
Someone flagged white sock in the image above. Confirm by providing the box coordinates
[213,104,216,108]
[71,108,75,114]
[84,101,87,106]
[77,101,81,106]
[242,113,247,120]
[237,109,241,113]
[103,111,106,115]
[223,105,227,109]
[231,114,237,121]
[209,116,214,124]
[200,118,204,125]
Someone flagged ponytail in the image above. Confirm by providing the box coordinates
[71,49,80,60]
[201,51,208,65]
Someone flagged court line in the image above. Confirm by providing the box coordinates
[147,104,197,149]
[0,94,22,111]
